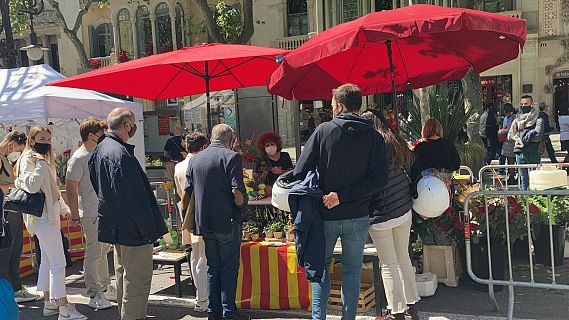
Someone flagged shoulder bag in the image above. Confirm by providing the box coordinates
[2,158,45,217]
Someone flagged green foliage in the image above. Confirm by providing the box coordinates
[215,0,243,44]
[243,221,260,234]
[401,84,482,143]
[454,142,485,173]
[529,191,569,225]
[265,221,285,233]
[144,156,163,168]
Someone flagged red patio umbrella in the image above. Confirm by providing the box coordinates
[268,4,526,101]
[49,43,288,132]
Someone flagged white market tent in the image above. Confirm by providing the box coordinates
[0,64,145,166]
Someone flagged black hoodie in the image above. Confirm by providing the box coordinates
[294,113,388,221]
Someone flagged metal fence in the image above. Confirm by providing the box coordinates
[463,189,569,320]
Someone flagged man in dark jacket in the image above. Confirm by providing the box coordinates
[185,124,248,320]
[89,108,167,320]
[294,84,388,320]
[539,102,558,163]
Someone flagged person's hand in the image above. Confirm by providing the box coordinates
[323,192,340,209]
[67,212,81,226]
[31,153,46,162]
[271,166,284,175]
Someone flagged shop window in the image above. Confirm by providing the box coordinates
[155,2,173,53]
[483,0,514,13]
[327,0,362,25]
[287,0,308,36]
[481,75,512,109]
[117,9,134,58]
[175,3,185,49]
[137,5,153,57]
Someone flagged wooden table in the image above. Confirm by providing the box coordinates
[333,246,382,315]
[152,251,189,298]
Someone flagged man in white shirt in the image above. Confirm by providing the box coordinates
[66,118,115,310]
[174,132,209,312]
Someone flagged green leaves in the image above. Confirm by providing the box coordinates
[215,0,242,44]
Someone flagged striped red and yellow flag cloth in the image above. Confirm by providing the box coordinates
[236,242,312,310]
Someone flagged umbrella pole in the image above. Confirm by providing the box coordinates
[386,40,398,133]
[205,61,212,135]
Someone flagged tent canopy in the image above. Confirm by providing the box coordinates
[0,64,142,122]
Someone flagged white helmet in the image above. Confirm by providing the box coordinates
[271,170,300,212]
[412,175,450,218]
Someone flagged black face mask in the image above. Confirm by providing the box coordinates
[34,143,51,155]
[521,105,532,113]
[128,123,137,138]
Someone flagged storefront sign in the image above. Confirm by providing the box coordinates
[158,115,170,136]
[183,107,202,124]
[481,77,497,87]
[224,105,237,130]
[553,71,569,79]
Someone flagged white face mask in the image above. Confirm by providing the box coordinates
[265,146,277,156]
[7,152,21,163]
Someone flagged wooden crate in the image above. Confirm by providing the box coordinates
[327,280,375,313]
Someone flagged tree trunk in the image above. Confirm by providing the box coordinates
[0,0,18,68]
[462,68,482,141]
[418,86,431,125]
[192,0,254,44]
[46,0,93,68]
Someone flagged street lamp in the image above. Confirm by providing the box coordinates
[19,0,48,61]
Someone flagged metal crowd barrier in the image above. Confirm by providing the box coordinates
[477,164,563,189]
[463,189,569,320]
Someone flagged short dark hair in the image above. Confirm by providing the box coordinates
[332,84,362,113]
[539,102,547,111]
[521,95,533,102]
[185,132,208,153]
[504,103,514,113]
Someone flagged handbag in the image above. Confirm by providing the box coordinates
[2,158,45,217]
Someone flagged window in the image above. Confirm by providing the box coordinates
[375,0,393,11]
[96,23,112,57]
[155,2,173,53]
[175,3,185,49]
[287,0,308,37]
[117,9,133,58]
[136,5,152,57]
[343,0,360,22]
[483,0,514,13]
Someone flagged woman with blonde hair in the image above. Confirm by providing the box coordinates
[361,110,420,320]
[15,126,87,319]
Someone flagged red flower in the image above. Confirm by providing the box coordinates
[245,153,254,162]
[469,222,480,232]
[444,207,457,216]
[529,203,540,214]
[411,140,419,147]
[508,210,518,221]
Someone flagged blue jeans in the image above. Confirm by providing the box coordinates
[311,216,369,320]
[203,223,242,319]
[516,142,541,190]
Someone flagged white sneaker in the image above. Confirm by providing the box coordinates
[15,287,39,303]
[58,304,88,320]
[88,293,112,310]
[43,301,59,316]
[103,285,117,302]
[194,301,208,312]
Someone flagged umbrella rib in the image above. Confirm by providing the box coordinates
[155,64,186,100]
[210,56,273,78]
[394,39,410,82]
[173,63,205,78]
[345,42,367,83]
[217,61,245,87]
[209,60,224,77]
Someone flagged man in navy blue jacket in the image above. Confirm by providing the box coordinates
[90,108,167,320]
[294,84,388,320]
[185,124,248,320]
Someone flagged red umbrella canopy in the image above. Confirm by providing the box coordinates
[269,4,526,101]
[48,43,289,101]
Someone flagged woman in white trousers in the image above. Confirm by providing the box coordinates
[15,126,87,320]
[361,110,420,320]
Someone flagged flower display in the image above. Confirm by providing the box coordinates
[469,196,528,245]
[88,58,101,69]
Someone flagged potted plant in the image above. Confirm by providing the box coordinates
[285,224,295,242]
[529,193,569,266]
[469,196,528,291]
[243,221,260,241]
[265,220,284,239]
[270,221,286,239]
